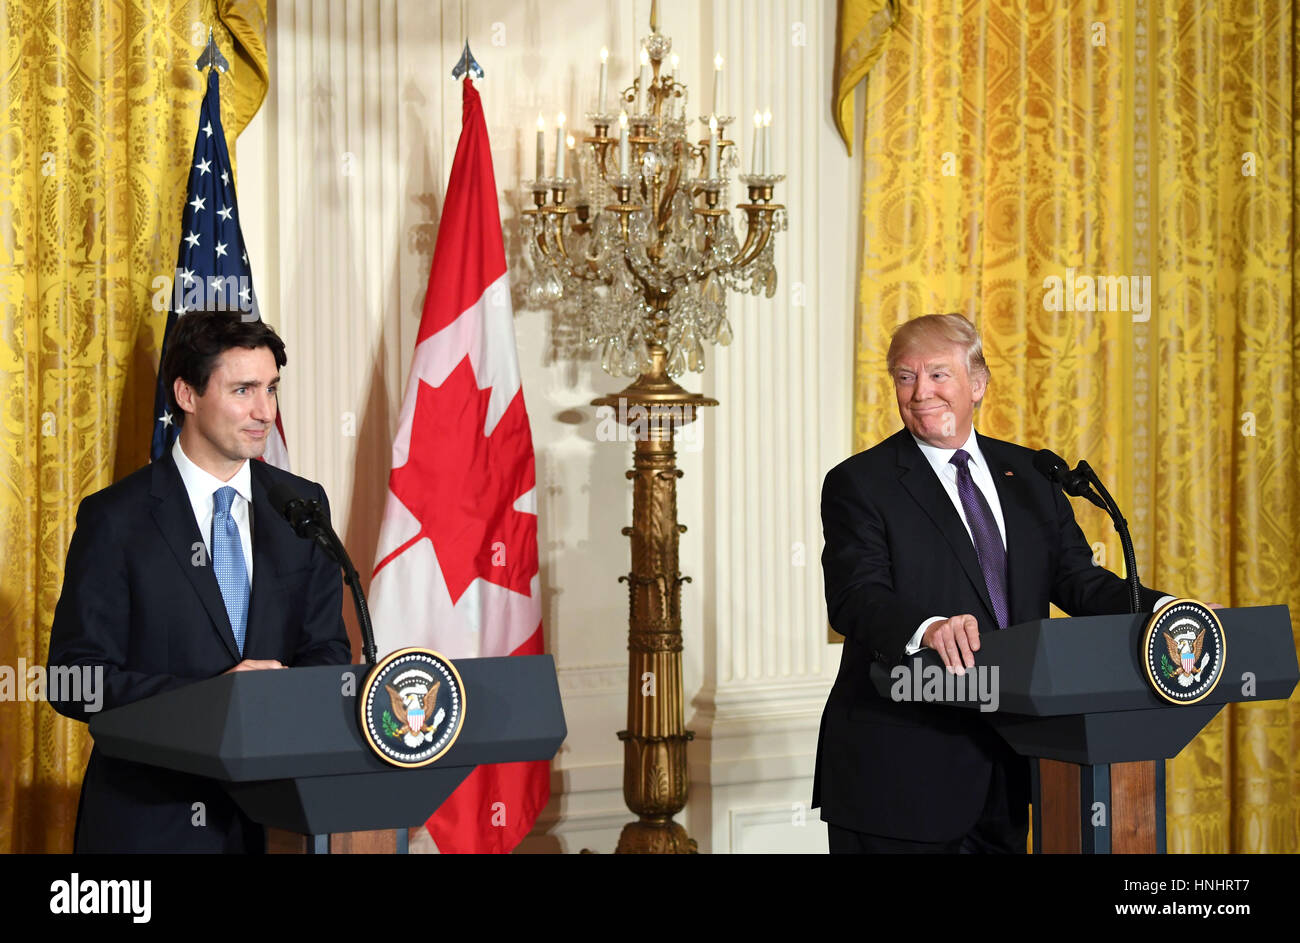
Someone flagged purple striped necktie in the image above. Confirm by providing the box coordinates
[949,449,1009,629]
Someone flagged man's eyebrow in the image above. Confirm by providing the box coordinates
[227,376,281,387]
[895,362,952,372]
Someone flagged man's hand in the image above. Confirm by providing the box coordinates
[923,614,980,675]
[223,659,286,673]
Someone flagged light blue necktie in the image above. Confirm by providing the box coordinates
[212,486,250,655]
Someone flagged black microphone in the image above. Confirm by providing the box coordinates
[1029,450,1092,499]
[1033,448,1141,614]
[268,482,377,666]
[268,483,327,543]
[1032,448,1071,485]
[1032,449,1103,506]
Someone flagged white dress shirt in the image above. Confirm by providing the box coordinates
[172,438,254,580]
[904,428,1005,654]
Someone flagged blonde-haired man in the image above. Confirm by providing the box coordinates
[814,313,1169,853]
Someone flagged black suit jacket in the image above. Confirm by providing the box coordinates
[813,429,1164,841]
[47,451,352,852]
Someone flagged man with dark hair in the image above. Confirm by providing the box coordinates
[813,313,1175,854]
[48,310,351,853]
[159,309,287,429]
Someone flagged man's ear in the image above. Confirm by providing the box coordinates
[173,377,196,416]
[970,373,988,406]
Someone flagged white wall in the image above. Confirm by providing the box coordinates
[238,0,855,853]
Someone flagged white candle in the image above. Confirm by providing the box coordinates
[762,109,772,173]
[665,53,679,118]
[618,111,630,175]
[598,48,609,112]
[535,113,545,179]
[637,48,649,114]
[555,112,566,178]
[707,116,718,178]
[712,53,724,116]
[751,110,762,173]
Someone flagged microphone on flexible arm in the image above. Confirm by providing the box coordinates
[1033,449,1141,614]
[268,482,378,666]
[1031,449,1104,508]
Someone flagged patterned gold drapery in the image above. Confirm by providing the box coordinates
[833,0,897,156]
[0,0,267,854]
[841,0,1299,852]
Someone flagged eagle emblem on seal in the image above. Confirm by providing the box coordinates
[1162,620,1210,687]
[384,681,446,747]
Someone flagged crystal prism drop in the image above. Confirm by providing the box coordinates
[716,317,733,346]
[667,345,686,377]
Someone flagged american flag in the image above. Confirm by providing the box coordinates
[150,68,288,468]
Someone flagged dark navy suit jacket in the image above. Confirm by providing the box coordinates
[48,451,351,852]
[813,429,1164,841]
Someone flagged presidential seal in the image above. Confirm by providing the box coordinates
[1141,599,1225,705]
[360,647,466,768]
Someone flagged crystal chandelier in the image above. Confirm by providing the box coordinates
[520,3,786,855]
[520,11,785,380]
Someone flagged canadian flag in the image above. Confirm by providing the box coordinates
[369,79,546,853]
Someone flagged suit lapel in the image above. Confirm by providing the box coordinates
[979,434,1037,627]
[893,431,997,625]
[150,454,241,661]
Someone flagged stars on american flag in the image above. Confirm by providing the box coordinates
[151,68,267,463]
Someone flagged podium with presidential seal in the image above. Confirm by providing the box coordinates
[873,600,1298,854]
[87,650,566,853]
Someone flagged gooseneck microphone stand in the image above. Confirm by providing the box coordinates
[269,484,378,666]
[1033,450,1141,614]
[1074,460,1141,615]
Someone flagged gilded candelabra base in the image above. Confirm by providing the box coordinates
[594,345,715,854]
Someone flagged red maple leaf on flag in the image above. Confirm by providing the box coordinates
[388,356,537,603]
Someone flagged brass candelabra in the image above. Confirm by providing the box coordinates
[520,4,784,853]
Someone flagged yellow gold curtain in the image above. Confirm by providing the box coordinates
[833,0,897,157]
[0,0,267,854]
[842,0,1299,852]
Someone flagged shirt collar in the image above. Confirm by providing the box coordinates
[911,427,984,478]
[172,437,252,506]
